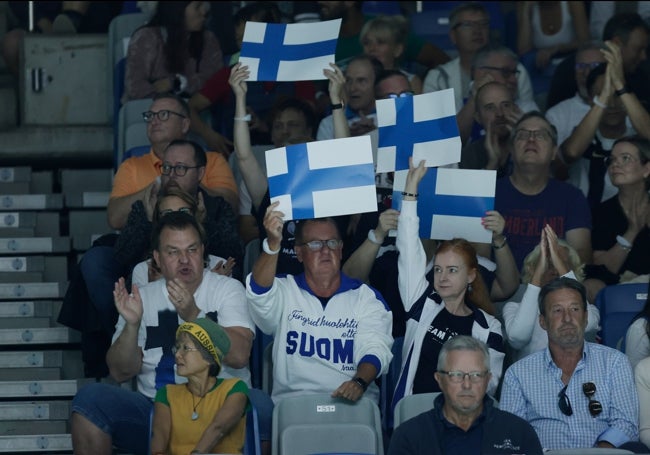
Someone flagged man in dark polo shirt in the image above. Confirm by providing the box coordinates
[388,336,542,455]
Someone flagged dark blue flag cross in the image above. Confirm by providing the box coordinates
[240,23,338,81]
[378,97,459,171]
[267,143,375,220]
[392,168,494,237]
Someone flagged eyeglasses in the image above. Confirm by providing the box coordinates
[514,128,552,142]
[605,153,640,167]
[453,20,490,30]
[583,382,603,417]
[558,384,573,416]
[172,344,199,355]
[161,164,201,176]
[142,110,187,122]
[158,207,193,217]
[385,90,414,99]
[299,239,342,251]
[575,62,603,71]
[479,66,520,78]
[437,370,489,383]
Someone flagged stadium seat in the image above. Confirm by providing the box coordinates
[116,98,151,167]
[272,393,384,455]
[244,405,262,455]
[546,449,633,454]
[393,392,439,428]
[380,336,403,430]
[362,1,402,16]
[594,282,649,349]
[108,12,148,166]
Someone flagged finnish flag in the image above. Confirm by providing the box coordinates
[239,19,341,81]
[376,89,461,173]
[266,136,377,221]
[393,168,496,244]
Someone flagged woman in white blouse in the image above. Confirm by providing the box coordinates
[502,224,600,360]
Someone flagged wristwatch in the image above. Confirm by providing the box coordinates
[614,85,630,97]
[352,377,368,391]
[330,101,345,110]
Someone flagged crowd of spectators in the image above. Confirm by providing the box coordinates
[45,1,650,453]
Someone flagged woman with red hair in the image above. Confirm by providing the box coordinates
[392,158,505,408]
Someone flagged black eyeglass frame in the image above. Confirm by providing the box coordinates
[582,382,603,417]
[558,384,573,416]
[160,164,201,177]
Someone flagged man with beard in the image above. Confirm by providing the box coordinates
[500,277,647,452]
[388,336,542,455]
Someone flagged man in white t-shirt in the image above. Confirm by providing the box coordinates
[70,212,255,455]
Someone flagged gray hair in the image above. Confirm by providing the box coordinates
[437,335,490,371]
[471,43,518,74]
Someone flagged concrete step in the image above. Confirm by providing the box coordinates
[0,300,62,319]
[0,194,63,211]
[61,168,112,195]
[0,379,89,398]
[68,210,112,251]
[0,367,63,381]
[0,212,61,237]
[0,181,29,194]
[0,272,43,282]
[65,191,110,208]
[0,282,62,299]
[0,167,30,183]
[0,401,70,421]
[0,350,83,380]
[0,126,112,167]
[0,421,68,437]
[0,256,45,272]
[0,433,72,452]
[0,327,80,345]
[0,316,51,329]
[0,237,70,253]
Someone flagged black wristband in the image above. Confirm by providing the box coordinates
[352,377,368,392]
[401,191,418,198]
[615,86,630,97]
[330,102,344,110]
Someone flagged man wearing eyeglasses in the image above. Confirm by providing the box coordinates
[423,4,536,142]
[246,206,393,405]
[456,43,540,146]
[494,111,592,270]
[546,41,606,146]
[107,93,238,230]
[500,277,648,452]
[71,212,256,455]
[389,336,542,455]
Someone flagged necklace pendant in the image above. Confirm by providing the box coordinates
[191,411,199,420]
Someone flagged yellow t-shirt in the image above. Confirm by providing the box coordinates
[155,378,248,455]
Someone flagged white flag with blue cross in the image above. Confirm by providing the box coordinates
[239,19,341,81]
[266,136,377,221]
[376,88,461,173]
[392,168,497,244]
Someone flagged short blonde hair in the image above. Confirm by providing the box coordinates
[521,240,585,283]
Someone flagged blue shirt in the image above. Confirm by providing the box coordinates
[500,342,639,450]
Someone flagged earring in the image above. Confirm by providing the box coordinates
[467,283,473,293]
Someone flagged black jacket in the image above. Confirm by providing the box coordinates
[388,394,543,455]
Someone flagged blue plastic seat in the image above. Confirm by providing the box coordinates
[362,1,402,16]
[594,282,649,349]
